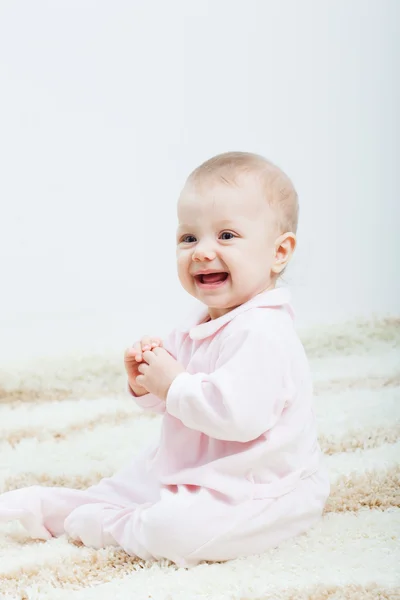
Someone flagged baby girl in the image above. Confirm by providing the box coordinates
[0,151,330,567]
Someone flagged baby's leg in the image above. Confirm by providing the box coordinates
[182,470,329,565]
[70,470,328,565]
[0,485,104,540]
[64,484,247,563]
[0,445,160,541]
[63,484,256,563]
[63,451,160,548]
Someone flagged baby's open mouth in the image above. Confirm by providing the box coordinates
[194,272,229,285]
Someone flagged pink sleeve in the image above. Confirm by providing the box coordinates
[128,328,178,414]
[127,383,167,414]
[166,328,288,442]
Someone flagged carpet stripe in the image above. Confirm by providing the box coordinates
[314,388,400,435]
[301,317,400,358]
[1,410,142,448]
[0,420,158,487]
[311,349,400,384]
[320,423,400,455]
[325,466,400,512]
[252,585,400,600]
[0,396,140,428]
[325,441,400,481]
[314,373,400,395]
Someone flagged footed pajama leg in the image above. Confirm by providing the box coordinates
[0,445,160,542]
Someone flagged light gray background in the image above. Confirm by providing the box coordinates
[0,0,398,361]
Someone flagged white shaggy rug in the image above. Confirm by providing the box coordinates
[0,318,399,600]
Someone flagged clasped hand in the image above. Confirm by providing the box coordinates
[125,336,185,401]
[136,346,185,401]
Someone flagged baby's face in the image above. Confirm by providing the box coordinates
[176,176,279,318]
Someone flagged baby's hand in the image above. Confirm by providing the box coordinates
[124,336,163,396]
[136,347,185,401]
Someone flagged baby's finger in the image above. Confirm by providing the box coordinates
[150,337,163,349]
[142,350,156,364]
[131,341,143,362]
[124,346,138,360]
[136,374,145,386]
[140,335,152,353]
[151,346,166,356]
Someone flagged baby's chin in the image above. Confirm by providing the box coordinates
[202,285,272,313]
[184,277,262,312]
[195,292,248,317]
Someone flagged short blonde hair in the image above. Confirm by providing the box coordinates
[187,151,299,234]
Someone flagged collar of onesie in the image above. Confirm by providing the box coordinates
[177,287,294,341]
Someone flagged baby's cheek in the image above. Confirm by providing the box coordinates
[177,266,193,290]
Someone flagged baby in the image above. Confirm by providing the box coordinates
[0,152,330,567]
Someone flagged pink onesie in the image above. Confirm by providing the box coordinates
[0,288,330,567]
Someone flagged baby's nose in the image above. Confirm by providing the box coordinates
[192,246,217,261]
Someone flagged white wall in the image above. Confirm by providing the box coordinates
[0,0,398,361]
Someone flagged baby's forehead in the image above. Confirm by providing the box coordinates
[178,176,267,212]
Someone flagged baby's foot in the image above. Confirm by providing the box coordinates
[64,503,118,549]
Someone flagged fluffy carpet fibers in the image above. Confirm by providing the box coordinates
[0,318,399,599]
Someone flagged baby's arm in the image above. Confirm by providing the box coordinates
[166,327,288,442]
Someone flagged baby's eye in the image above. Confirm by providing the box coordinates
[219,231,235,240]
[181,234,197,243]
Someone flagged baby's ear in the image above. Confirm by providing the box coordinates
[271,232,296,274]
